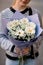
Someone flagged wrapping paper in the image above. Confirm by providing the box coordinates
[7,11,43,48]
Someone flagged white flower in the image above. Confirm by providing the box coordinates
[15,29,24,37]
[20,18,29,24]
[7,20,20,30]
[29,22,36,29]
[13,20,20,26]
[25,27,35,35]
[7,21,15,30]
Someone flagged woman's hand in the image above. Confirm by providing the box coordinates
[14,46,31,56]
[14,46,21,55]
[22,47,31,55]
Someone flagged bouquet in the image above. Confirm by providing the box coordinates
[7,18,36,42]
[6,11,43,65]
[7,12,43,48]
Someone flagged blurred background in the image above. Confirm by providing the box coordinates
[0,0,43,65]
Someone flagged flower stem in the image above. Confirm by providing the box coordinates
[19,56,24,65]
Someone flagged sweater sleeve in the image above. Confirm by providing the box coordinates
[33,9,43,49]
[0,13,15,52]
[37,10,43,28]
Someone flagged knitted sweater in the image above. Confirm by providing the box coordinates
[0,7,43,59]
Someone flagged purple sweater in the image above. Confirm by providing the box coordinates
[0,7,43,58]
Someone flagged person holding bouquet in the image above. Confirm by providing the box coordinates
[0,0,43,65]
